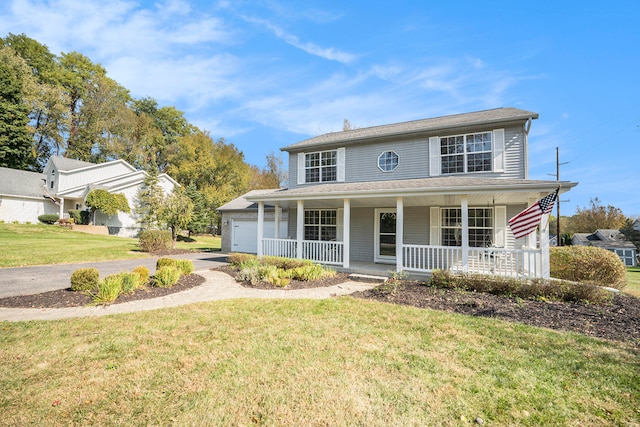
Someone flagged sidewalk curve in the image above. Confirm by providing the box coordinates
[0,270,377,322]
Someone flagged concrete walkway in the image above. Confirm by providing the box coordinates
[0,269,377,322]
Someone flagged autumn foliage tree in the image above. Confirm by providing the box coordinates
[566,197,627,234]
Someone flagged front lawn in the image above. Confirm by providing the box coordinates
[1,298,638,426]
[627,266,640,297]
[0,223,221,268]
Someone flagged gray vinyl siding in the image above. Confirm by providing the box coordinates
[404,207,429,245]
[350,207,374,262]
[507,204,527,248]
[287,122,526,188]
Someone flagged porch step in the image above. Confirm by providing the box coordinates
[348,273,388,284]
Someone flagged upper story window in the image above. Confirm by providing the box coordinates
[378,151,399,172]
[305,150,337,183]
[440,132,492,174]
[50,169,55,189]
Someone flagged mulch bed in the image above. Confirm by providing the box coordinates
[0,274,205,309]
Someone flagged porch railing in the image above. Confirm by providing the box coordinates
[262,238,344,265]
[403,244,542,278]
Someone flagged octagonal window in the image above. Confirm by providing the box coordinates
[378,150,399,172]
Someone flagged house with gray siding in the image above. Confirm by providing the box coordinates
[221,108,577,278]
[572,229,637,267]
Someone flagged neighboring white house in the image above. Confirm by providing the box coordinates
[220,107,578,279]
[0,156,177,237]
[572,229,637,267]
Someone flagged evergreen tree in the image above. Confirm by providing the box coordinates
[135,169,165,229]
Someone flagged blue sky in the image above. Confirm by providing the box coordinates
[1,0,639,216]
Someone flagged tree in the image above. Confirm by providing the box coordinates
[135,169,165,229]
[0,47,36,169]
[85,189,130,224]
[567,197,627,234]
[184,183,209,236]
[248,151,288,189]
[620,218,640,252]
[159,187,194,247]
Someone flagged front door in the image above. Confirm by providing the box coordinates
[375,209,396,263]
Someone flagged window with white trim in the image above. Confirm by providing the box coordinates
[440,132,492,174]
[441,208,493,247]
[305,150,337,183]
[378,151,399,172]
[304,209,337,241]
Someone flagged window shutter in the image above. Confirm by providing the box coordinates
[297,153,305,185]
[493,129,505,173]
[430,207,440,245]
[337,208,343,241]
[337,147,346,182]
[429,137,440,177]
[494,206,507,247]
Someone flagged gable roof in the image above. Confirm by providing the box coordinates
[0,167,45,198]
[217,189,283,211]
[572,229,636,250]
[49,156,95,171]
[282,107,538,152]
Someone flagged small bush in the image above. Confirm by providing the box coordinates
[261,256,313,270]
[70,268,100,292]
[119,272,142,293]
[228,253,257,267]
[290,264,325,281]
[132,266,150,284]
[237,266,261,284]
[174,259,194,276]
[139,230,172,252]
[92,274,123,304]
[550,246,627,290]
[68,209,91,225]
[154,266,181,288]
[38,214,59,225]
[156,257,176,270]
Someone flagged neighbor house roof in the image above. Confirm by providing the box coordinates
[281,107,538,152]
[217,189,284,211]
[0,167,45,198]
[49,156,95,171]
[572,229,636,250]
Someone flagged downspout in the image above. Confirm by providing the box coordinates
[523,117,533,180]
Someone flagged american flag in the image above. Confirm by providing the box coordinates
[508,188,559,239]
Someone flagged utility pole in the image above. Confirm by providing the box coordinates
[550,147,569,245]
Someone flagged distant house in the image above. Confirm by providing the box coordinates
[0,156,177,237]
[572,229,637,267]
[220,107,578,279]
[633,219,640,232]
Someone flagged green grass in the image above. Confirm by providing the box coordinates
[1,298,638,426]
[0,223,221,268]
[626,266,640,297]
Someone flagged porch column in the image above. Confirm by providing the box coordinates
[58,197,64,219]
[343,198,350,269]
[274,203,280,239]
[296,200,304,259]
[540,214,551,279]
[525,197,537,248]
[257,201,264,257]
[461,196,469,273]
[396,197,404,272]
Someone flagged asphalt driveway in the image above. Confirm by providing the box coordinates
[0,252,229,298]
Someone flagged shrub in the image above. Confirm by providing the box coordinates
[550,246,627,290]
[138,230,172,252]
[156,257,176,270]
[154,266,181,288]
[70,268,100,292]
[236,266,261,284]
[68,209,90,225]
[290,264,326,281]
[132,266,150,284]
[119,272,142,293]
[38,214,59,225]
[174,259,194,276]
[91,274,124,304]
[261,256,313,270]
[228,253,257,267]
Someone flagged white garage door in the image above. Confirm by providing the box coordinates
[232,220,289,253]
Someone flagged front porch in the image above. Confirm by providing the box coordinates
[260,237,543,278]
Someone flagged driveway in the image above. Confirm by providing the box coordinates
[0,252,229,298]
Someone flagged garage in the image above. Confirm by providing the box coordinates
[231,219,289,253]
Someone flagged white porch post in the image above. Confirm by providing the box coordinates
[257,201,264,257]
[396,197,404,272]
[525,197,537,248]
[461,196,469,273]
[540,214,551,279]
[58,197,64,219]
[296,200,304,259]
[274,203,280,239]
[343,198,350,268]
